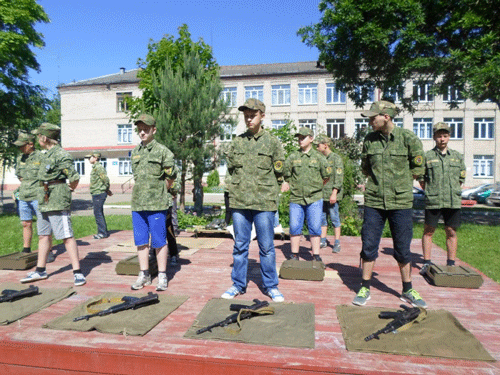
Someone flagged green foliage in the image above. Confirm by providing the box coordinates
[277,191,291,228]
[176,210,211,229]
[207,169,220,187]
[298,0,500,109]
[268,117,298,158]
[45,94,61,126]
[340,215,361,236]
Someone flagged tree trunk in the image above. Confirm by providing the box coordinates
[179,160,187,212]
[193,176,204,217]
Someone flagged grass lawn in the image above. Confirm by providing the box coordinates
[1,214,498,283]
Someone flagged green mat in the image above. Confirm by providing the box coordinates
[336,305,495,362]
[0,282,75,325]
[184,298,315,348]
[43,292,188,336]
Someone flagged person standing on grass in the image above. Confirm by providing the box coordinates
[20,123,86,286]
[419,122,466,275]
[86,151,112,240]
[314,134,344,253]
[221,98,286,302]
[130,114,176,291]
[352,101,427,308]
[281,127,331,262]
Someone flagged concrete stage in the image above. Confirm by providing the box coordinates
[0,230,499,374]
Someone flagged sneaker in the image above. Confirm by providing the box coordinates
[156,273,168,291]
[419,263,432,276]
[93,234,103,239]
[289,253,299,261]
[221,285,243,299]
[267,287,284,302]
[20,270,48,283]
[401,288,427,308]
[332,242,341,253]
[352,286,371,306]
[131,271,152,290]
[274,224,284,235]
[46,251,56,263]
[170,255,178,266]
[313,254,323,262]
[74,273,86,286]
[320,239,327,248]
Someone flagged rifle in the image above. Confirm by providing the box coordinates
[364,304,423,341]
[73,292,159,322]
[196,299,273,334]
[0,285,39,303]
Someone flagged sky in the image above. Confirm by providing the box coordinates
[29,0,324,97]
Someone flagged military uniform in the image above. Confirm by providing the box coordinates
[88,153,110,238]
[15,150,43,202]
[322,152,344,202]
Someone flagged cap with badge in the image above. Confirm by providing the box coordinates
[432,122,450,134]
[134,113,156,127]
[295,127,314,137]
[238,98,266,113]
[361,100,398,118]
[85,151,101,158]
[313,134,331,146]
[13,132,35,146]
[31,122,60,140]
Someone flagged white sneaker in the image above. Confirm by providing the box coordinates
[156,273,168,291]
[20,270,48,283]
[131,271,152,290]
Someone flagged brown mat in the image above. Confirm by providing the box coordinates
[336,305,495,362]
[184,298,315,348]
[43,292,188,336]
[0,283,75,325]
[105,240,136,253]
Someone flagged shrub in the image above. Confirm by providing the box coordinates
[207,169,220,187]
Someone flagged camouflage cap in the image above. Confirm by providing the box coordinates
[13,132,35,146]
[85,151,101,158]
[295,127,314,137]
[238,98,266,113]
[433,122,451,134]
[134,113,156,126]
[313,134,331,146]
[32,122,60,140]
[361,100,398,118]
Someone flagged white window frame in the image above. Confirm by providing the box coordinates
[444,117,463,139]
[221,87,237,107]
[413,81,434,102]
[355,85,375,103]
[393,118,404,128]
[474,118,494,140]
[473,155,494,178]
[74,158,85,176]
[244,85,264,101]
[298,83,318,105]
[116,92,132,112]
[117,124,133,144]
[219,123,235,142]
[325,83,346,104]
[299,119,316,134]
[443,86,464,103]
[413,118,433,139]
[100,158,107,170]
[384,86,404,103]
[118,157,132,176]
[271,120,286,130]
[326,119,345,139]
[271,84,290,106]
[355,118,369,134]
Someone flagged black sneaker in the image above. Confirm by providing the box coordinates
[289,253,299,261]
[170,255,179,266]
[46,251,56,263]
[313,254,323,262]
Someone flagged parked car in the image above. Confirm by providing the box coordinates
[470,184,498,203]
[486,187,500,207]
[461,184,493,200]
[413,186,426,209]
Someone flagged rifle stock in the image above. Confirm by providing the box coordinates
[365,305,422,341]
[0,285,39,303]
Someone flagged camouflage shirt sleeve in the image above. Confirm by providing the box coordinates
[459,152,466,184]
[162,147,176,180]
[361,138,370,177]
[58,150,80,183]
[407,132,425,178]
[332,154,344,191]
[319,153,331,180]
[271,136,285,183]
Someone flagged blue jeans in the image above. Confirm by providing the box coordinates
[289,199,323,236]
[361,207,413,264]
[231,209,279,292]
[92,192,108,236]
[321,201,341,228]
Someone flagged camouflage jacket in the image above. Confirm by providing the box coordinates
[166,177,180,209]
[37,145,80,212]
[131,139,176,212]
[89,162,110,195]
[226,129,284,211]
[362,126,424,210]
[322,151,344,202]
[422,147,465,209]
[284,148,331,205]
[15,150,43,202]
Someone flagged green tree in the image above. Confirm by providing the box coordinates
[268,117,297,158]
[45,93,61,126]
[298,0,500,110]
[151,49,233,215]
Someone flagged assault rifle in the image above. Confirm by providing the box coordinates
[196,299,272,334]
[73,292,159,322]
[364,304,422,341]
[0,285,39,303]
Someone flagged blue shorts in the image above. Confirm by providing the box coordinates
[132,211,168,249]
[321,201,341,228]
[289,199,323,237]
[18,200,42,222]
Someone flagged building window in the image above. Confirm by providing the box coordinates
[299,119,316,134]
[413,81,434,102]
[74,158,85,176]
[116,92,132,112]
[244,85,263,101]
[443,86,464,103]
[220,124,235,142]
[355,118,369,135]
[383,85,404,103]
[473,155,494,178]
[221,87,237,107]
[326,119,345,139]
[474,118,494,139]
[298,83,318,105]
[413,118,433,139]
[271,120,286,130]
[271,84,290,106]
[118,124,133,144]
[326,83,346,104]
[393,118,404,128]
[100,158,107,170]
[444,118,463,139]
[355,85,375,103]
[118,157,132,176]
